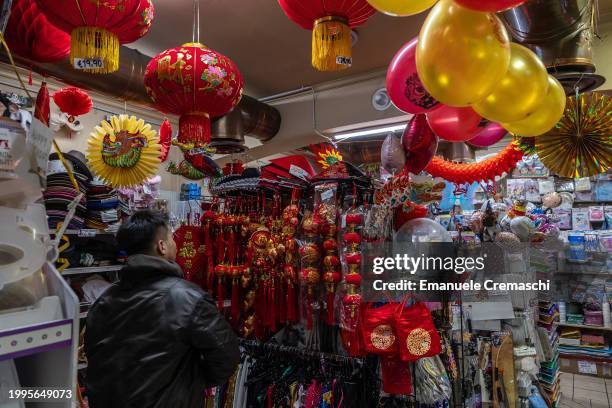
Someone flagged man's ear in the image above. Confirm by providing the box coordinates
[157,239,167,256]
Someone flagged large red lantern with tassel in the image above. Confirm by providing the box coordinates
[144,43,243,175]
[278,0,376,72]
[34,0,154,73]
[5,0,70,63]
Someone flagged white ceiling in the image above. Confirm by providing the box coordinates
[130,0,426,97]
[130,0,612,98]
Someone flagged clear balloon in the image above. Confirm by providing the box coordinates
[473,43,549,123]
[454,0,527,12]
[367,0,437,16]
[427,105,481,142]
[402,114,439,174]
[468,120,507,147]
[416,0,511,107]
[386,37,441,114]
[395,218,452,242]
[502,75,567,137]
[381,133,406,174]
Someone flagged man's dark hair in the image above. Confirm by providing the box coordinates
[116,210,169,256]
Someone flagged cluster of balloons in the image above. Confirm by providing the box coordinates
[385,0,567,145]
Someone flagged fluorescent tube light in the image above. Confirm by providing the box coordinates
[334,124,407,140]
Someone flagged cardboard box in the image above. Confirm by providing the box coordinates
[560,356,612,378]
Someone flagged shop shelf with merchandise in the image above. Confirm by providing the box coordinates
[558,322,612,332]
[61,265,123,276]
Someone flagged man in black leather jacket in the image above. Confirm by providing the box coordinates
[85,210,239,408]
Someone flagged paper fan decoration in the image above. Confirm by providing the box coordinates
[425,141,523,184]
[536,92,612,178]
[87,115,161,187]
[159,119,172,162]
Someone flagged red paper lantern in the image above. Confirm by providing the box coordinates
[278,0,376,71]
[5,0,70,63]
[158,119,172,163]
[144,43,243,175]
[34,0,154,73]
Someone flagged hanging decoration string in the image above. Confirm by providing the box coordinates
[0,32,80,193]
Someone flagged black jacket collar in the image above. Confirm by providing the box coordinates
[119,254,183,287]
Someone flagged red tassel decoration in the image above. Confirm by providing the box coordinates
[159,118,172,162]
[215,265,227,311]
[230,266,241,322]
[278,274,286,326]
[215,213,226,265]
[28,68,32,86]
[34,81,50,126]
[285,266,297,324]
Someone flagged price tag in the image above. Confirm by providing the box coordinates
[289,164,310,181]
[320,189,334,202]
[73,57,104,70]
[78,229,97,238]
[578,360,597,375]
[336,56,352,66]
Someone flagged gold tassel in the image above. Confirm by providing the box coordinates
[312,16,352,72]
[70,27,119,74]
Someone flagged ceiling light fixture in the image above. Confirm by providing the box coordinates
[334,124,406,140]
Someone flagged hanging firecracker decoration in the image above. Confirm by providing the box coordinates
[536,92,612,178]
[425,141,524,184]
[299,211,322,330]
[281,190,300,324]
[341,212,365,356]
[277,0,376,72]
[34,82,50,126]
[158,119,173,162]
[86,114,161,188]
[144,43,244,176]
[5,0,70,63]
[34,0,154,73]
[174,225,206,284]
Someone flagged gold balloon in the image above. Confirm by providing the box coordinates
[416,0,511,107]
[474,43,549,123]
[503,76,566,137]
[367,0,437,16]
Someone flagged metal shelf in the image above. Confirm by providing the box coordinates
[558,322,612,332]
[62,265,122,276]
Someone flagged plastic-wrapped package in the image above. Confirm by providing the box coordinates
[414,356,452,405]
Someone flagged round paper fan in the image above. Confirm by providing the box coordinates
[87,115,161,187]
[536,92,612,178]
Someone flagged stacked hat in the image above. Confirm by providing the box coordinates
[86,177,120,232]
[44,152,91,230]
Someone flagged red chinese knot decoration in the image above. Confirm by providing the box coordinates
[5,0,70,63]
[34,0,154,73]
[144,43,244,176]
[277,0,375,72]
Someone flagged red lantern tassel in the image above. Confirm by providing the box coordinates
[28,68,32,86]
[227,228,236,265]
[278,276,286,325]
[216,229,225,264]
[286,286,295,324]
[231,279,240,322]
[327,291,335,325]
[217,276,224,311]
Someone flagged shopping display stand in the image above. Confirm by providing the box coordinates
[0,262,79,407]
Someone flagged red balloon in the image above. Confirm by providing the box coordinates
[426,106,481,142]
[402,114,439,174]
[453,0,526,12]
[468,120,507,148]
[386,37,440,114]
